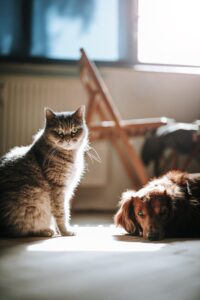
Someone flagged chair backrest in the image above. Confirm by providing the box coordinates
[79,48,149,186]
[79,48,122,125]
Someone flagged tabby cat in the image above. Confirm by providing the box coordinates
[0,105,88,237]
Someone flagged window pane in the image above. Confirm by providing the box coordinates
[31,0,119,61]
[0,0,20,55]
[138,0,200,66]
[0,0,119,62]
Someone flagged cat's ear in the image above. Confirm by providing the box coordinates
[74,105,85,119]
[45,107,55,121]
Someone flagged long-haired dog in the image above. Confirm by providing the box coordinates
[114,171,200,241]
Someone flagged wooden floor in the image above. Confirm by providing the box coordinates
[0,213,200,300]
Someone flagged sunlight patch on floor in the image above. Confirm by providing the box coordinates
[27,225,166,252]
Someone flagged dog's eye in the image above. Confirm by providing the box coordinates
[138,211,144,217]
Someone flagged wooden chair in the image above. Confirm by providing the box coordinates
[79,48,172,188]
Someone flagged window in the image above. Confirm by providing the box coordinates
[0,0,199,67]
[0,0,130,64]
[137,0,200,67]
[32,0,119,61]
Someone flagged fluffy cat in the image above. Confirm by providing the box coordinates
[0,105,88,237]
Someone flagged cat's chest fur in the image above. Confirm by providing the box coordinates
[43,149,84,188]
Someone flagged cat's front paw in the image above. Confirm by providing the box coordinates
[32,228,55,237]
[60,230,76,237]
[41,228,56,237]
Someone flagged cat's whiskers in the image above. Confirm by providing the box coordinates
[86,145,102,163]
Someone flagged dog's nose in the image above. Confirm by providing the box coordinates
[147,230,160,241]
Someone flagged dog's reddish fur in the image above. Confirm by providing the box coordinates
[114,170,200,240]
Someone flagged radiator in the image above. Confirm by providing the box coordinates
[0,76,108,187]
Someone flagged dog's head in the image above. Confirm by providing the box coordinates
[114,180,176,241]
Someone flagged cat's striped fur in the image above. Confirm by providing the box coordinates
[0,106,88,237]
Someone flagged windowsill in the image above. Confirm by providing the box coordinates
[133,64,200,75]
[1,60,200,77]
[0,61,79,77]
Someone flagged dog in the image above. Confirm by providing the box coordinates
[114,170,200,241]
[141,122,200,176]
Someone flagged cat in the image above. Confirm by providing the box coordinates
[0,105,88,237]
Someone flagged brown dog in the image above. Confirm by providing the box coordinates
[115,171,200,241]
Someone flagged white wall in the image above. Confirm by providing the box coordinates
[104,67,200,121]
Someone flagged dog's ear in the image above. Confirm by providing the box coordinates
[114,190,137,234]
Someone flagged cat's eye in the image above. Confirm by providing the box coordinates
[71,128,78,134]
[57,132,64,138]
[71,128,78,137]
[138,211,144,217]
